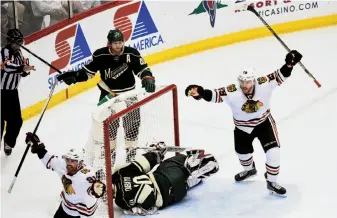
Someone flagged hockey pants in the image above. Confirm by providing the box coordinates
[54,204,80,218]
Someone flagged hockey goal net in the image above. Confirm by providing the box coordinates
[85,84,180,218]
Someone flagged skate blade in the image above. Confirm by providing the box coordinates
[235,173,258,183]
[269,190,287,198]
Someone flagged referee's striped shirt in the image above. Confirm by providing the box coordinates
[1,45,26,90]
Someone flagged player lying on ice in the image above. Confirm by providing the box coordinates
[185,50,303,197]
[25,132,107,218]
[100,142,219,216]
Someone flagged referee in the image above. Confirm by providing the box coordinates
[1,28,35,156]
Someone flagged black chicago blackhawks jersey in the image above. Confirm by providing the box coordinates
[83,46,152,93]
[112,152,161,211]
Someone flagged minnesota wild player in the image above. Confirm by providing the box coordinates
[58,29,156,165]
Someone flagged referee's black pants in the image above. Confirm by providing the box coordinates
[1,89,23,148]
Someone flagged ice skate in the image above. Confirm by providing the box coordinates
[4,143,12,156]
[234,162,257,182]
[264,172,287,197]
[267,181,287,197]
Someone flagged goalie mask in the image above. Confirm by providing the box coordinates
[62,148,85,173]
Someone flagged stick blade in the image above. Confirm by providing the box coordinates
[8,176,17,194]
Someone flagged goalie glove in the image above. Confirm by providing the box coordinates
[148,141,167,160]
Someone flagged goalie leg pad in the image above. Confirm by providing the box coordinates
[184,150,219,179]
[108,119,120,140]
[123,107,141,141]
[110,140,116,150]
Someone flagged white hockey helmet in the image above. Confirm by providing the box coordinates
[238,68,256,82]
[62,148,85,162]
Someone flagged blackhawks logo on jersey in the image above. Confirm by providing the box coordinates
[241,99,264,113]
[81,168,90,174]
[226,84,237,92]
[62,175,76,195]
[257,76,267,85]
[217,87,227,96]
[267,72,276,81]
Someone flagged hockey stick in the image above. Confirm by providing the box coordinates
[7,78,58,193]
[136,146,191,152]
[245,5,321,88]
[1,32,64,75]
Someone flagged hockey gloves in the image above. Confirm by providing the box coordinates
[57,71,77,85]
[141,76,155,93]
[149,141,167,160]
[25,132,47,158]
[185,85,205,100]
[285,50,302,67]
[57,69,89,85]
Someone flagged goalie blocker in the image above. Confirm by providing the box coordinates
[102,142,219,215]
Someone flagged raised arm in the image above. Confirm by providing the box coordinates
[185,85,228,103]
[267,50,302,90]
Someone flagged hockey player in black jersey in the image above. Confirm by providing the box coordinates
[57,29,156,164]
[105,142,219,216]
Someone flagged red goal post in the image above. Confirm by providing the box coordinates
[88,84,180,218]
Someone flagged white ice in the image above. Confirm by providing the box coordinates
[1,25,337,218]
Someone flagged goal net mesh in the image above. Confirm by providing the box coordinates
[84,84,179,218]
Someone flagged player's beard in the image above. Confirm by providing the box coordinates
[110,44,124,55]
[67,165,76,174]
[241,85,253,94]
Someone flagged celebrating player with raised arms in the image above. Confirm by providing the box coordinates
[185,50,303,197]
[25,132,107,218]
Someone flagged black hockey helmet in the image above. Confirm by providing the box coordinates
[107,29,124,43]
[7,28,24,45]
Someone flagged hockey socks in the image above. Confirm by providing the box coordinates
[235,153,257,182]
[265,147,286,196]
[265,147,280,182]
[238,153,254,171]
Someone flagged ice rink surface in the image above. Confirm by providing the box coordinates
[1,25,337,218]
